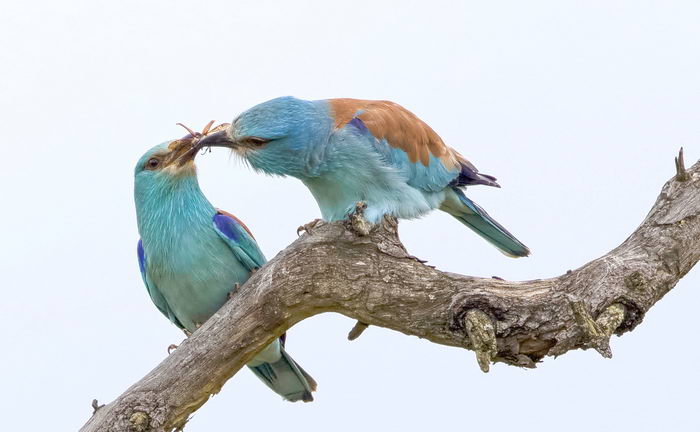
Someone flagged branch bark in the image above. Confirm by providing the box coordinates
[81,152,700,432]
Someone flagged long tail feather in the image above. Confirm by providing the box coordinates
[248,345,316,402]
[442,188,530,257]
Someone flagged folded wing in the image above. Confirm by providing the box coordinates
[329,98,499,192]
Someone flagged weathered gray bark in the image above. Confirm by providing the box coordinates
[81,152,700,432]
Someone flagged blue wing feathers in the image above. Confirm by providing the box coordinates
[137,240,185,329]
[213,214,242,242]
[353,127,459,192]
[137,239,146,273]
[212,213,267,271]
[341,114,499,190]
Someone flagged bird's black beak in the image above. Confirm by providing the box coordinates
[166,137,198,167]
[195,129,237,151]
[172,124,234,167]
[174,142,200,166]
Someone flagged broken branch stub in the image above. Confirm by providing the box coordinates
[464,309,498,372]
[570,302,626,358]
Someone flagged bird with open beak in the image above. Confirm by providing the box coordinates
[193,96,530,257]
[133,125,317,402]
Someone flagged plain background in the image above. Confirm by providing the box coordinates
[2,1,699,431]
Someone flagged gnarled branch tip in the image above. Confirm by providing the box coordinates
[675,147,689,181]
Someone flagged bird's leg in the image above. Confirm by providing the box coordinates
[348,202,372,236]
[228,283,240,300]
[297,218,322,236]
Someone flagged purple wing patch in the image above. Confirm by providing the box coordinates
[213,214,241,242]
[451,163,500,188]
[137,239,146,273]
[212,211,266,270]
[348,117,369,134]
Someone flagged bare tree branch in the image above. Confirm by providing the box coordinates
[81,151,700,432]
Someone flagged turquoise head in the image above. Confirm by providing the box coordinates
[195,96,333,177]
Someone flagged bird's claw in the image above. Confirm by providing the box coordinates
[167,344,179,354]
[228,283,241,299]
[297,219,322,236]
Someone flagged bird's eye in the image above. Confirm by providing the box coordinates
[147,158,160,169]
[243,137,270,147]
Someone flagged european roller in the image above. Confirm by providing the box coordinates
[196,97,530,257]
[133,128,316,402]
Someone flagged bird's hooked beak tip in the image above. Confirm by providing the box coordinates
[168,123,234,167]
[194,129,237,151]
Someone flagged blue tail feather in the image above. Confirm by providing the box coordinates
[445,188,530,257]
[248,346,316,402]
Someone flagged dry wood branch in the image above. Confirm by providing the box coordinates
[347,321,370,340]
[81,157,700,432]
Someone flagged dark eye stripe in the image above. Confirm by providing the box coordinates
[241,136,270,147]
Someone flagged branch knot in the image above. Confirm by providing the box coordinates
[464,309,498,372]
[129,411,151,432]
[570,302,626,358]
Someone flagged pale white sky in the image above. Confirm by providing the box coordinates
[2,1,699,431]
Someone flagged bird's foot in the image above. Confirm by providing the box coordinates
[228,283,241,300]
[167,344,179,354]
[349,202,372,236]
[297,218,322,236]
